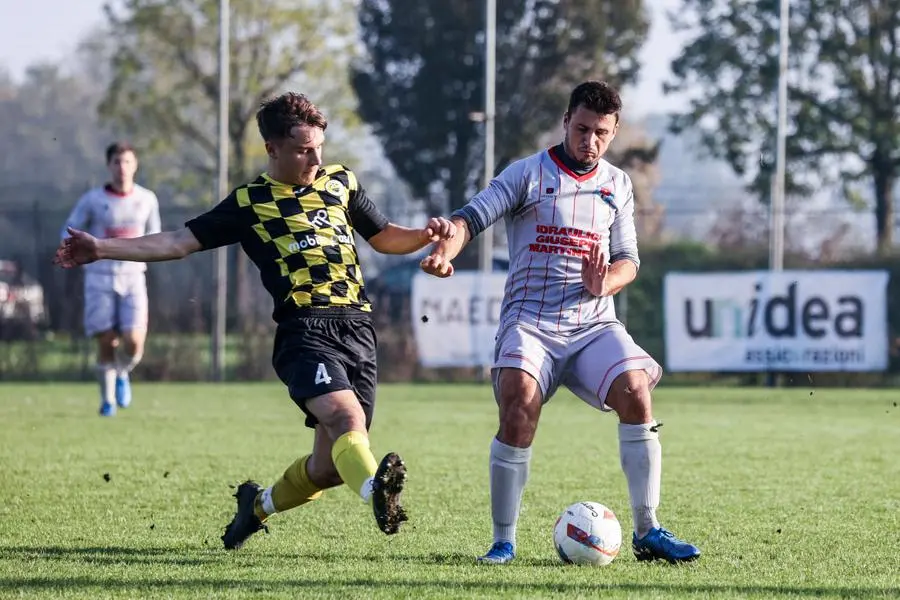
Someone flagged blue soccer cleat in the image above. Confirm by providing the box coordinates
[115,374,131,408]
[477,541,516,564]
[99,402,116,417]
[633,527,701,563]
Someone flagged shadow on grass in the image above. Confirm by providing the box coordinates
[0,546,215,567]
[1,547,896,598]
[0,546,528,568]
[0,575,896,598]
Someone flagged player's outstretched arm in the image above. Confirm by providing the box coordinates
[419,217,471,278]
[367,217,456,255]
[54,227,203,268]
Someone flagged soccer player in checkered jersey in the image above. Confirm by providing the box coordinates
[61,142,161,417]
[55,92,457,546]
[421,81,701,564]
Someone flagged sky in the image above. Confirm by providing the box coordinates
[0,0,688,118]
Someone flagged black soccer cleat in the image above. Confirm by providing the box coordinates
[221,480,268,550]
[371,452,408,535]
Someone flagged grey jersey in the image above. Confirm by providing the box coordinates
[63,184,162,275]
[453,148,639,332]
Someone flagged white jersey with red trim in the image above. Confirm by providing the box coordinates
[62,184,162,275]
[452,147,639,333]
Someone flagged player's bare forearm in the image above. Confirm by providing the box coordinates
[603,260,638,296]
[368,224,432,255]
[98,229,202,262]
[369,218,457,255]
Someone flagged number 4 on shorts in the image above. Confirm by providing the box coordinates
[315,362,332,385]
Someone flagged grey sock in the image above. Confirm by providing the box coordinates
[96,363,117,406]
[489,437,532,546]
[618,421,662,539]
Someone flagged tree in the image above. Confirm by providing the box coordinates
[98,0,363,323]
[99,0,362,197]
[607,124,664,241]
[352,0,650,222]
[667,0,900,254]
[0,64,109,202]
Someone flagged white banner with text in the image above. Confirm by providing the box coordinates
[664,270,889,372]
[411,271,508,367]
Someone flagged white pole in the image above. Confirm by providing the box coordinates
[767,0,789,388]
[212,0,229,381]
[479,0,496,274]
[770,0,789,272]
[476,0,496,380]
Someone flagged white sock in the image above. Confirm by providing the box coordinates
[360,476,374,503]
[260,487,277,516]
[116,348,143,376]
[96,363,117,406]
[490,437,532,546]
[618,421,662,539]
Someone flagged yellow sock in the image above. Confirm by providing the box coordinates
[331,431,378,502]
[253,455,323,521]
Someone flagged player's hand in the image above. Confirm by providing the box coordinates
[54,227,100,268]
[423,217,456,242]
[420,253,455,278]
[581,242,609,296]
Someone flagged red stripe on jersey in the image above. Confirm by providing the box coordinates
[515,229,536,322]
[551,163,560,224]
[557,185,581,331]
[537,162,554,328]
[578,187,599,327]
[548,146,597,182]
[536,253,551,329]
[538,162,544,200]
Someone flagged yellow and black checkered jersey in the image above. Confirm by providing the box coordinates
[185,165,389,322]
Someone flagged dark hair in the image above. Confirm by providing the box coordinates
[256,92,328,142]
[566,81,622,121]
[105,141,136,163]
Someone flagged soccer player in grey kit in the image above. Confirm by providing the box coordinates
[421,81,701,564]
[62,142,161,416]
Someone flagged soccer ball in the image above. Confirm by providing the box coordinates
[553,501,622,566]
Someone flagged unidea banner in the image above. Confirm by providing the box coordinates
[664,271,889,372]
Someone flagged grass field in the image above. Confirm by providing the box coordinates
[0,383,898,599]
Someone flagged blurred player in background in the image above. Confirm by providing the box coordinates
[55,92,456,547]
[62,142,161,417]
[421,81,701,565]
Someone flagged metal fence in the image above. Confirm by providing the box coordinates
[2,201,898,387]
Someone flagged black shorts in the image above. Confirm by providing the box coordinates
[272,313,377,430]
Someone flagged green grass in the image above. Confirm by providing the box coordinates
[0,383,898,599]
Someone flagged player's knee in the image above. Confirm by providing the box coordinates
[607,370,652,424]
[499,405,540,446]
[121,335,145,357]
[95,331,118,361]
[496,372,542,444]
[320,411,364,440]
[307,391,367,439]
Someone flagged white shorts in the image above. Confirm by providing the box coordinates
[83,273,149,337]
[492,321,662,411]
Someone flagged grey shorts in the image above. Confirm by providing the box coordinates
[492,321,662,411]
[83,273,148,337]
